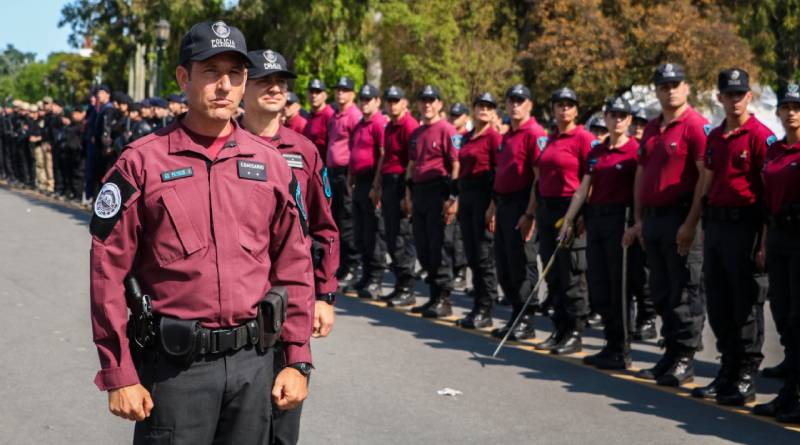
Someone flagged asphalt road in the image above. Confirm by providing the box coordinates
[0,186,797,444]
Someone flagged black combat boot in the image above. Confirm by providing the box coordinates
[336,267,358,289]
[453,267,467,292]
[457,306,493,329]
[761,359,789,379]
[410,284,438,314]
[422,289,453,318]
[510,313,536,340]
[586,312,603,329]
[691,360,734,399]
[358,279,383,300]
[636,348,677,380]
[754,378,799,418]
[716,365,756,406]
[387,286,415,308]
[583,347,613,366]
[534,321,564,351]
[551,319,582,355]
[633,317,657,341]
[656,352,694,387]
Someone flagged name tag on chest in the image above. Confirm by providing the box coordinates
[237,160,267,181]
[161,167,194,182]
[282,153,304,169]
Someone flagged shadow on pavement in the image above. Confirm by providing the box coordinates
[1,185,90,226]
[335,295,797,445]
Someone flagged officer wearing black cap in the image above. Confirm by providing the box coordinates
[453,92,501,328]
[691,68,772,406]
[445,102,470,291]
[753,83,800,423]
[624,62,708,387]
[89,83,113,198]
[284,91,308,133]
[629,105,649,140]
[587,114,609,141]
[373,85,419,306]
[127,103,153,142]
[327,75,363,289]
[148,97,171,129]
[304,78,335,160]
[166,93,184,117]
[405,85,461,317]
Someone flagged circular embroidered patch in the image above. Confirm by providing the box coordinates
[94,182,122,219]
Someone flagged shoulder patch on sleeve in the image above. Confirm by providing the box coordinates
[587,157,598,173]
[537,136,548,150]
[321,167,332,200]
[451,134,463,150]
[590,140,600,149]
[703,124,712,136]
[766,134,777,147]
[289,173,309,236]
[90,169,138,241]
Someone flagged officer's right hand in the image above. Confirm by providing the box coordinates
[558,223,573,244]
[108,383,153,422]
[515,214,535,241]
[485,207,496,233]
[369,185,381,209]
[622,223,643,249]
[401,195,412,217]
[755,246,766,272]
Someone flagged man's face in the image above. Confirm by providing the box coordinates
[177,52,247,122]
[51,104,63,115]
[449,113,468,129]
[141,107,153,118]
[244,73,289,114]
[718,90,751,118]
[335,88,355,107]
[119,103,129,113]
[284,102,301,118]
[655,81,690,110]
[96,90,110,105]
[168,102,182,115]
[417,98,441,121]
[129,110,140,121]
[506,97,531,121]
[70,110,85,123]
[358,96,380,116]
[155,107,169,118]
[308,89,327,108]
[387,98,407,118]
[778,102,800,131]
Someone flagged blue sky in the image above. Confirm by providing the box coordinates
[0,1,74,60]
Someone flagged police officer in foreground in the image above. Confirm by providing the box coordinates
[624,63,707,386]
[241,48,340,445]
[692,68,771,405]
[89,21,315,444]
[404,85,460,317]
[487,84,546,339]
[372,85,419,307]
[753,83,800,424]
[454,92,501,328]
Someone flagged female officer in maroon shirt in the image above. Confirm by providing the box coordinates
[753,83,800,424]
[454,92,501,329]
[527,87,593,355]
[558,97,645,369]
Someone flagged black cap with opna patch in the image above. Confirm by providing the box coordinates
[179,20,249,66]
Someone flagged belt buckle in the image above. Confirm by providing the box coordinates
[213,328,237,353]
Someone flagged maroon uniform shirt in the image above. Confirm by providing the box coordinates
[586,138,639,205]
[494,117,547,194]
[303,104,335,160]
[285,112,308,134]
[89,121,314,391]
[459,126,500,179]
[763,138,800,214]
[268,126,340,295]
[537,125,594,198]
[409,119,458,183]
[326,103,363,168]
[638,106,709,207]
[349,111,388,176]
[705,115,772,207]
[382,112,419,175]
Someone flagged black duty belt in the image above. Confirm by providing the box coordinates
[495,189,529,204]
[156,317,260,357]
[768,209,800,229]
[539,196,571,210]
[585,204,629,217]
[354,170,375,183]
[459,173,492,191]
[703,205,759,223]
[643,205,688,218]
[412,177,448,189]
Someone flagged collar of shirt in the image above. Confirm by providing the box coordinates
[336,103,359,118]
[553,124,585,140]
[272,126,297,148]
[169,118,256,161]
[777,138,800,152]
[508,117,540,136]
[657,105,698,130]
[718,114,758,139]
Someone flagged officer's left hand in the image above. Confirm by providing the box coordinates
[272,367,309,411]
[442,198,458,224]
[515,215,535,241]
[313,300,335,338]
[369,186,381,209]
[676,223,696,256]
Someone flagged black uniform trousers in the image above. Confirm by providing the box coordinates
[271,346,304,445]
[703,208,765,371]
[134,345,274,445]
[451,223,467,273]
[495,190,539,315]
[585,205,647,350]
[642,206,704,353]
[457,175,499,309]
[765,224,800,378]
[329,167,359,275]
[352,171,387,281]
[380,173,416,287]
[411,178,455,292]
[537,197,589,327]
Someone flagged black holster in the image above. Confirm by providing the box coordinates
[158,317,200,366]
[257,286,288,353]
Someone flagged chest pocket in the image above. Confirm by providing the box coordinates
[151,187,206,266]
[237,185,276,263]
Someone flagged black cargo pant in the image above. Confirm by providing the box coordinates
[642,206,705,353]
[134,345,274,445]
[703,208,764,371]
[352,171,387,282]
[412,178,455,292]
[271,346,305,445]
[537,197,589,328]
[765,223,800,379]
[458,175,498,309]
[381,173,416,288]
[495,190,539,316]
[585,205,647,351]
[329,167,359,275]
[451,224,467,274]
